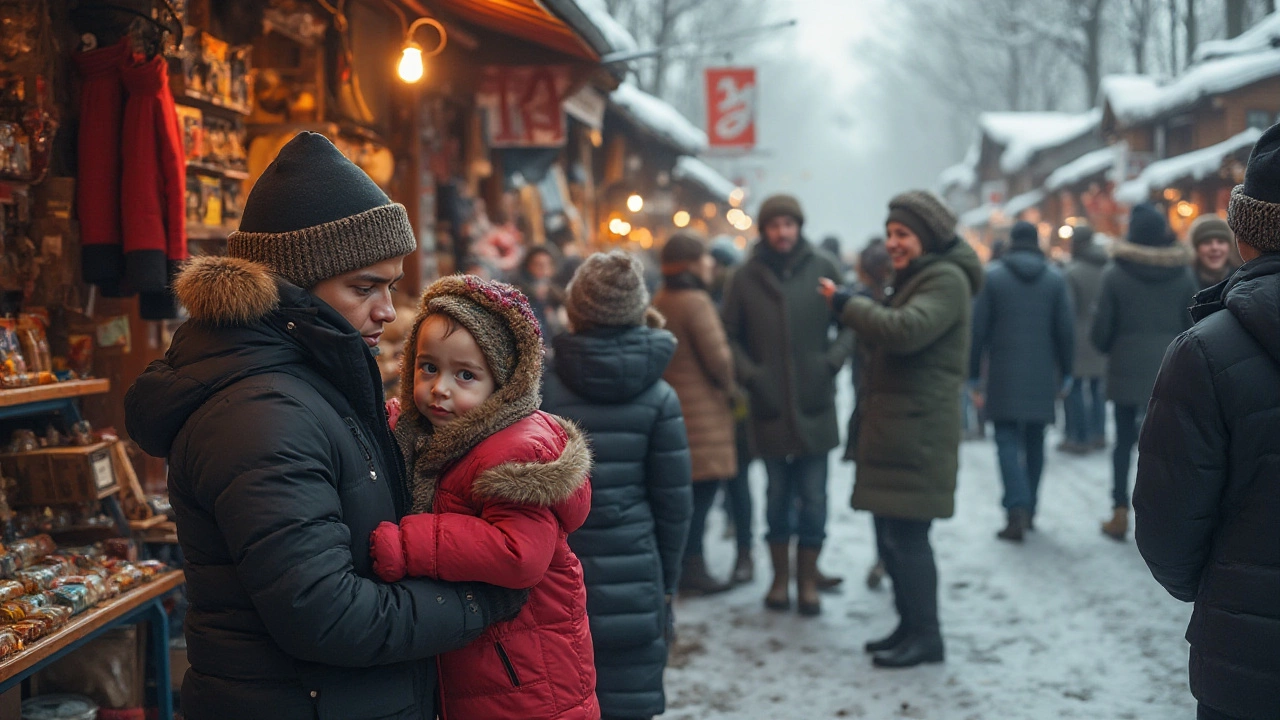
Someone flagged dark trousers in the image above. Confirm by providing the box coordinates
[1112,404,1145,509]
[722,472,753,550]
[1064,376,1106,444]
[684,480,726,558]
[874,516,939,637]
[993,421,1046,514]
[1197,704,1246,720]
[764,454,829,548]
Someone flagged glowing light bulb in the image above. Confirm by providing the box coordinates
[627,194,644,213]
[673,211,690,228]
[398,44,425,83]
[1058,225,1074,240]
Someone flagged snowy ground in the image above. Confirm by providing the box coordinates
[664,378,1197,720]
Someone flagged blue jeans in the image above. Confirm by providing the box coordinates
[993,421,1046,513]
[1064,377,1106,444]
[763,454,829,548]
[1113,404,1145,509]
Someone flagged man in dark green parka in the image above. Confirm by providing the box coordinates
[721,194,853,617]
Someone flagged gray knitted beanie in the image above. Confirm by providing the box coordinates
[887,190,958,252]
[566,251,650,331]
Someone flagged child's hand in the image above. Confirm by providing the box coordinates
[370,522,407,583]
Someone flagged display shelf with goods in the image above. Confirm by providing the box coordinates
[0,380,109,412]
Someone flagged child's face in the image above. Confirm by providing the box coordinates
[413,315,497,427]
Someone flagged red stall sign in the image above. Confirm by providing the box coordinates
[477,66,572,148]
[705,67,757,150]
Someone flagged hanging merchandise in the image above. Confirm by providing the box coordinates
[120,53,187,319]
[73,40,128,295]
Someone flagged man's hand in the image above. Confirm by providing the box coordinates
[818,278,837,303]
[818,278,853,314]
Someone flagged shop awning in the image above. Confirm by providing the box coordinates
[1003,189,1046,217]
[1045,147,1117,192]
[610,82,707,155]
[1114,127,1261,205]
[673,156,738,204]
[960,203,998,229]
[426,0,612,60]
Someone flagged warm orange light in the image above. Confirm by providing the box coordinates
[673,211,690,228]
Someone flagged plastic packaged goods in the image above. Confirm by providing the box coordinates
[133,560,166,580]
[104,565,144,595]
[27,605,70,629]
[0,627,20,658]
[0,601,24,622]
[9,534,55,567]
[49,585,92,615]
[50,574,104,603]
[0,579,25,602]
[15,563,63,593]
[8,618,46,643]
[11,592,54,615]
[0,553,16,578]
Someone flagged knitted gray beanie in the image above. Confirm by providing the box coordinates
[887,190,958,252]
[566,251,650,331]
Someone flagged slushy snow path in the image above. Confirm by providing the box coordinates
[664,378,1196,719]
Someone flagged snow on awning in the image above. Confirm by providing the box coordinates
[540,0,638,57]
[1114,128,1263,205]
[979,110,1102,175]
[610,82,708,155]
[673,156,738,203]
[1003,189,1046,218]
[960,203,998,229]
[1194,11,1280,63]
[1045,147,1117,192]
[1103,50,1280,128]
[938,142,979,193]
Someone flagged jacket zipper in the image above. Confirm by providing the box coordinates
[494,641,521,687]
[343,418,378,481]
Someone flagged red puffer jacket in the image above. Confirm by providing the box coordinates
[371,411,598,720]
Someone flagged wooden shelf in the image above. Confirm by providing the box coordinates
[187,161,249,181]
[0,570,184,681]
[175,90,251,117]
[0,379,110,408]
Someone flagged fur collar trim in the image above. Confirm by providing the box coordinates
[1110,238,1194,267]
[174,256,280,325]
[472,418,591,506]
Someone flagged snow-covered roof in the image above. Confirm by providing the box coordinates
[1045,147,1117,191]
[1103,50,1280,128]
[673,156,738,203]
[1114,127,1262,205]
[542,0,638,57]
[1194,12,1280,63]
[1003,189,1046,217]
[979,110,1102,175]
[938,142,979,193]
[609,82,708,155]
[959,203,998,229]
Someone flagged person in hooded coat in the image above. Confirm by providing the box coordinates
[1091,202,1198,541]
[824,190,983,669]
[1061,226,1109,453]
[124,133,525,720]
[1134,121,1280,720]
[969,221,1074,541]
[541,251,693,720]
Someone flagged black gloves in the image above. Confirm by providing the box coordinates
[472,585,531,626]
[832,289,854,316]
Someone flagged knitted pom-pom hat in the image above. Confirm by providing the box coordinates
[565,251,651,331]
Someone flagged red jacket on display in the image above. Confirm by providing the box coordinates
[73,39,128,290]
[371,410,599,720]
[120,53,187,294]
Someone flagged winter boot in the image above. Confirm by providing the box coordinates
[872,633,945,668]
[864,623,908,654]
[731,548,754,585]
[796,546,822,617]
[874,543,942,668]
[865,560,886,590]
[996,508,1029,543]
[816,568,843,593]
[1101,507,1129,541]
[679,555,732,596]
[764,543,791,611]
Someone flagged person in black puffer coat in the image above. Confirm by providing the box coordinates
[1090,201,1198,541]
[1135,122,1280,720]
[125,133,523,720]
[542,251,693,720]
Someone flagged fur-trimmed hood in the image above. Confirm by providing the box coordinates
[1110,238,1195,284]
[174,255,282,325]
[473,415,591,510]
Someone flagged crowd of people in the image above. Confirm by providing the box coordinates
[123,124,1280,720]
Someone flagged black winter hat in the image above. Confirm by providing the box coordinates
[1070,225,1096,257]
[757,194,805,228]
[661,231,707,268]
[1009,221,1040,250]
[228,132,416,288]
[1227,122,1280,253]
[1127,202,1173,247]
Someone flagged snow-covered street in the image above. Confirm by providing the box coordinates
[665,382,1197,720]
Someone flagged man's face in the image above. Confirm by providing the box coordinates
[763,216,800,254]
[310,256,406,348]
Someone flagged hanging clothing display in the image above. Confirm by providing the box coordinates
[73,39,128,295]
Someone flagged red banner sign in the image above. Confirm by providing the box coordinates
[477,66,572,148]
[705,67,757,150]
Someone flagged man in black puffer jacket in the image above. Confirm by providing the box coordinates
[542,251,693,720]
[126,133,524,720]
[1135,123,1280,720]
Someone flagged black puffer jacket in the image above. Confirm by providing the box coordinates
[541,321,692,720]
[1134,254,1280,718]
[125,257,490,720]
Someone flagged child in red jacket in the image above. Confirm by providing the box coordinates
[370,275,598,720]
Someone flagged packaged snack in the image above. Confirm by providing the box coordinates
[14,563,63,593]
[0,553,16,578]
[50,584,92,614]
[51,574,104,604]
[65,333,93,379]
[105,565,144,594]
[0,627,21,658]
[8,534,54,568]
[17,314,51,374]
[134,560,166,580]
[175,104,204,162]
[0,601,24,622]
[8,618,46,642]
[11,592,53,615]
[0,579,24,602]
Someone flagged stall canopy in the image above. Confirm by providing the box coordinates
[1045,146,1117,192]
[979,110,1102,175]
[960,203,999,229]
[1194,11,1280,63]
[610,82,708,155]
[673,156,738,204]
[1101,50,1280,129]
[1003,188,1046,218]
[424,0,634,61]
[1114,127,1262,205]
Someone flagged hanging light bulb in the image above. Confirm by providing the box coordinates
[398,17,447,84]
[673,210,690,228]
[627,194,644,213]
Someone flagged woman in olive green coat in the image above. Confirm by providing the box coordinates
[822,190,982,670]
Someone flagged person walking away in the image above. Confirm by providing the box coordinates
[1189,214,1237,290]
[124,132,524,719]
[1134,122,1280,720]
[850,239,893,590]
[542,252,693,720]
[369,276,597,720]
[721,194,854,617]
[1091,202,1197,541]
[822,190,982,668]
[1060,226,1109,453]
[969,221,1074,541]
[652,232,740,596]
